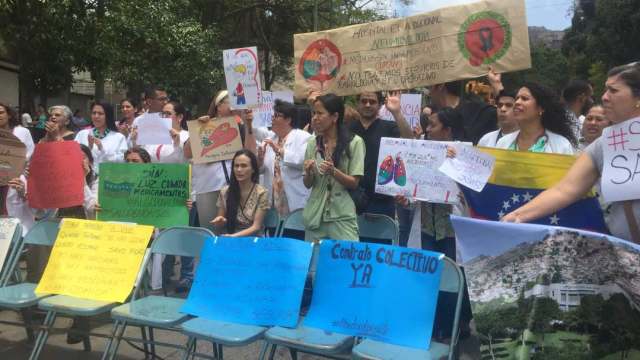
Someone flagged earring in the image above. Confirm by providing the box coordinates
[636,102,640,108]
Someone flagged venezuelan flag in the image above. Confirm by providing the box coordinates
[460,148,608,233]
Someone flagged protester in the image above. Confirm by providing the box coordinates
[75,101,128,171]
[303,94,365,242]
[245,99,312,218]
[42,105,76,142]
[131,101,189,163]
[578,104,610,150]
[350,91,412,221]
[116,98,139,137]
[477,89,518,147]
[124,146,152,163]
[0,102,35,158]
[21,108,32,127]
[70,109,90,131]
[495,82,577,154]
[503,62,640,243]
[563,79,594,136]
[32,104,48,142]
[430,80,497,145]
[211,149,269,237]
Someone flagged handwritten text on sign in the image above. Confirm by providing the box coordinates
[223,47,262,109]
[187,117,243,164]
[252,91,295,128]
[439,144,495,192]
[98,163,190,228]
[375,138,463,204]
[304,240,443,349]
[28,141,84,209]
[35,219,153,302]
[293,0,530,97]
[181,237,313,327]
[601,117,640,202]
[0,130,26,186]
[378,94,422,129]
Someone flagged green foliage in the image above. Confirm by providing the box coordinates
[502,43,570,93]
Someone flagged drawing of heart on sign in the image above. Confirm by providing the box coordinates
[187,116,243,164]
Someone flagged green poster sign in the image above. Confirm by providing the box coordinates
[98,163,191,228]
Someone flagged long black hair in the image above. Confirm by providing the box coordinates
[435,107,466,141]
[0,102,20,129]
[79,144,96,187]
[314,93,353,166]
[225,149,260,234]
[167,101,189,130]
[520,82,577,146]
[91,101,117,131]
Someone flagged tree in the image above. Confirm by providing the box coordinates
[592,294,640,359]
[530,297,561,347]
[503,43,570,93]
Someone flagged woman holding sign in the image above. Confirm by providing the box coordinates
[302,94,365,242]
[0,101,34,158]
[504,62,640,243]
[75,101,127,172]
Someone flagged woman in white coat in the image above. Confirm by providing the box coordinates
[75,101,127,173]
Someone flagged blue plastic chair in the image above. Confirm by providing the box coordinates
[0,217,23,286]
[351,256,465,360]
[277,209,305,238]
[0,219,59,343]
[28,220,153,360]
[357,213,399,246]
[263,208,281,237]
[100,226,214,360]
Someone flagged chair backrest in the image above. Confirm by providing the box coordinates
[150,226,215,257]
[263,208,281,237]
[438,256,465,359]
[278,208,305,236]
[357,213,399,246]
[22,219,60,247]
[0,217,22,286]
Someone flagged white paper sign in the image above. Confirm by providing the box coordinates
[601,117,640,202]
[378,94,422,128]
[0,218,19,272]
[252,91,295,127]
[223,47,262,109]
[375,137,463,204]
[136,113,172,145]
[439,144,495,192]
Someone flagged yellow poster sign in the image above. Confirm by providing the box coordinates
[35,219,154,302]
[294,0,530,97]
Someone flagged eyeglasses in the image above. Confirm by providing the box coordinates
[155,96,169,102]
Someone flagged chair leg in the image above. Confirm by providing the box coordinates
[20,308,35,343]
[268,344,277,360]
[101,320,119,360]
[258,342,269,360]
[211,341,218,360]
[180,337,195,360]
[28,310,56,360]
[148,326,157,358]
[218,344,223,360]
[108,321,128,360]
[289,348,298,360]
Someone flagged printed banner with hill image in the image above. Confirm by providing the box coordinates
[452,216,640,359]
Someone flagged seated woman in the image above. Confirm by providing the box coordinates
[211,149,269,237]
[496,82,576,154]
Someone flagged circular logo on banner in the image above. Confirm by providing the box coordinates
[298,39,342,89]
[458,11,512,67]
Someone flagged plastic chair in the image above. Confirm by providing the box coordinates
[0,219,59,343]
[357,213,399,246]
[0,217,23,286]
[263,208,281,237]
[351,256,465,360]
[278,209,305,237]
[100,226,214,360]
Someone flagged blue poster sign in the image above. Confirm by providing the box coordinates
[304,240,444,349]
[180,237,313,327]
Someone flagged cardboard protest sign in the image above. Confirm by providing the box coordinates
[451,216,640,359]
[601,117,640,202]
[378,93,422,128]
[98,163,190,228]
[27,141,84,209]
[136,113,172,145]
[294,0,530,97]
[252,91,295,128]
[375,137,463,204]
[304,240,443,349]
[0,130,26,185]
[223,47,262,109]
[0,218,19,274]
[186,117,243,164]
[181,236,313,327]
[439,144,495,192]
[35,218,153,302]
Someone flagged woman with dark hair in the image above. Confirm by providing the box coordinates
[496,82,576,154]
[131,101,189,163]
[116,98,139,137]
[74,101,127,171]
[211,149,269,236]
[302,94,365,242]
[504,62,640,242]
[124,146,152,163]
[0,102,35,158]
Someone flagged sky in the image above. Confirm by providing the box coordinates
[390,0,574,30]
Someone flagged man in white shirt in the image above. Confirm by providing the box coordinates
[478,89,518,147]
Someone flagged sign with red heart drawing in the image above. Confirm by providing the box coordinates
[187,117,243,164]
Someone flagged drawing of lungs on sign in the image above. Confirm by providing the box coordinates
[200,122,239,157]
[377,154,407,186]
[458,11,512,66]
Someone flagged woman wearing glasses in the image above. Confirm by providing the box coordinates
[303,94,365,242]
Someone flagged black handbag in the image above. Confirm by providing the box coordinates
[348,186,369,215]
